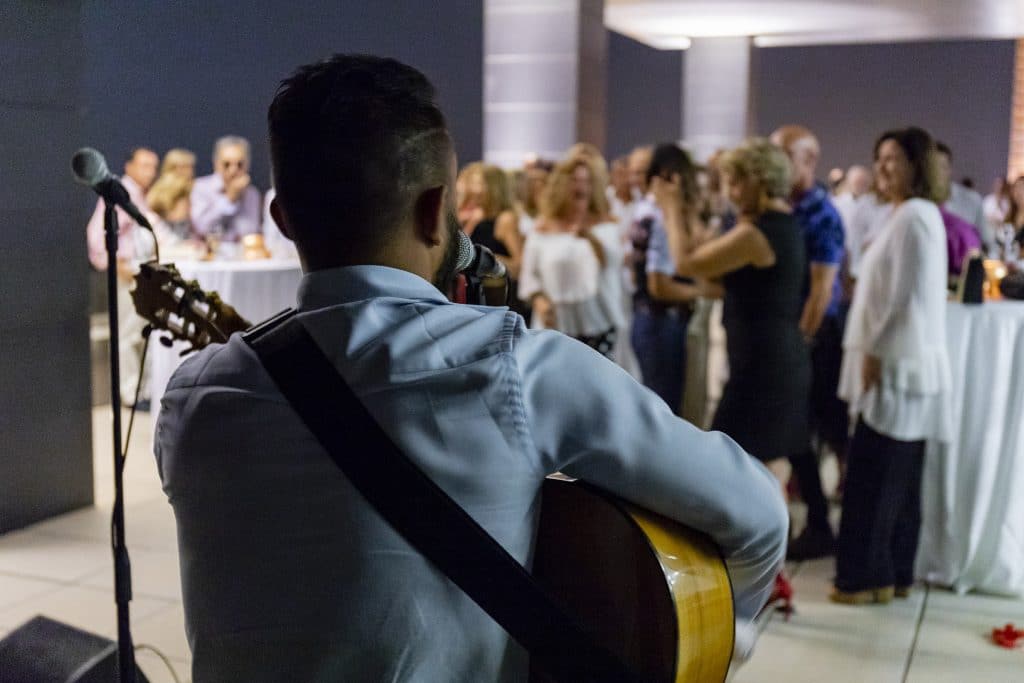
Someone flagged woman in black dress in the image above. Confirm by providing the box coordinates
[652,138,810,486]
[654,139,809,614]
[457,162,527,315]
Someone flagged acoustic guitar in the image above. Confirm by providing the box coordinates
[132,262,735,682]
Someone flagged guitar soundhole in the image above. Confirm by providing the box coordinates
[532,480,677,682]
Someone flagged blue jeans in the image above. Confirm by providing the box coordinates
[631,307,689,412]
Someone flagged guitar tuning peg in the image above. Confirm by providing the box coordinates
[159,335,174,348]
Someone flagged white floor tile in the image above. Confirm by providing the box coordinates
[134,603,191,662]
[21,504,111,542]
[122,498,179,553]
[905,588,1024,683]
[92,407,164,507]
[24,496,177,554]
[734,559,923,683]
[0,584,171,638]
[0,573,65,612]
[80,545,181,602]
[0,530,112,583]
[136,646,190,683]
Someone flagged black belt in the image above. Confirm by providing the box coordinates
[634,298,694,318]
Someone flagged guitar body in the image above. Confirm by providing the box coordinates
[531,478,734,683]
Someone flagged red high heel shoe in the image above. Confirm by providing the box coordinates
[766,573,795,621]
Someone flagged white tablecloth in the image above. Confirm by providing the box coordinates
[148,259,303,424]
[917,301,1024,595]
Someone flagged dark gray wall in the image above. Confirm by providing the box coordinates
[1,0,93,532]
[606,31,683,160]
[755,40,1015,186]
[81,0,484,192]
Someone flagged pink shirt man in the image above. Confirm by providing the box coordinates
[86,148,158,270]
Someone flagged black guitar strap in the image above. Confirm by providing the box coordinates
[243,310,640,683]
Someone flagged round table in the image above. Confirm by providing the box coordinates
[148,258,303,424]
[917,300,1024,595]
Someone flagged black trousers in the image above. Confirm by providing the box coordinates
[789,313,847,533]
[835,419,925,592]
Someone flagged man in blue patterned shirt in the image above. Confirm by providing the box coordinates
[771,125,847,561]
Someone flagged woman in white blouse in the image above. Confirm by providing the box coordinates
[519,154,624,358]
[833,127,952,605]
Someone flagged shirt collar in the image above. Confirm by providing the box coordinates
[794,183,828,214]
[297,265,448,311]
[205,173,226,191]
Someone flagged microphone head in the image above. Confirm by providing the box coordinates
[71,148,111,187]
[455,230,475,272]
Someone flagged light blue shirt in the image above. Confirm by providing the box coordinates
[156,265,787,682]
[634,197,677,277]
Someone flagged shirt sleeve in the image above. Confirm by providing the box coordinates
[807,210,845,266]
[86,198,140,270]
[233,186,263,239]
[191,180,226,238]
[645,219,677,276]
[864,209,940,358]
[515,328,788,620]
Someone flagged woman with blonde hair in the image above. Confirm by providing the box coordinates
[518,157,554,236]
[519,154,625,358]
[457,162,523,278]
[653,138,810,481]
[160,148,196,181]
[147,148,197,240]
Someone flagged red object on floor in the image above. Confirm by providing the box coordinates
[786,475,802,502]
[991,623,1024,648]
[767,573,795,621]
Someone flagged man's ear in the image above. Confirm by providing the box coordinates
[413,185,446,247]
[269,197,294,242]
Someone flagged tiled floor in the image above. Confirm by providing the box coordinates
[1,407,1023,682]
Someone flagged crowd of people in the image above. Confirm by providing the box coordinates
[90,118,1022,608]
[449,125,1020,606]
[130,55,1024,680]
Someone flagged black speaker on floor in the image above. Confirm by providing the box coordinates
[0,616,150,683]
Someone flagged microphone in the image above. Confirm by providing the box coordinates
[72,148,153,230]
[455,230,506,280]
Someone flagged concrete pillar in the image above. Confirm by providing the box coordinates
[1008,39,1024,179]
[483,0,607,167]
[1,0,92,533]
[682,37,756,161]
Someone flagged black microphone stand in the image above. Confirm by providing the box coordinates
[463,275,509,307]
[102,201,138,683]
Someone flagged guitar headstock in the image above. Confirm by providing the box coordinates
[131,262,251,354]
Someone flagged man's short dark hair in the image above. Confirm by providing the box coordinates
[268,54,452,257]
[936,141,952,160]
[874,127,943,203]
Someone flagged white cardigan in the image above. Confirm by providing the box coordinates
[838,198,953,442]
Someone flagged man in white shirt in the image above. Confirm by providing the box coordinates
[935,142,988,248]
[190,135,262,242]
[156,54,787,682]
[832,164,872,232]
[85,146,158,405]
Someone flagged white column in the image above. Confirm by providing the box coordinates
[483,0,606,168]
[682,37,755,161]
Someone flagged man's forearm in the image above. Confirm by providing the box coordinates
[802,263,839,336]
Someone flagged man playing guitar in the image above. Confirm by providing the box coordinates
[155,54,786,682]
